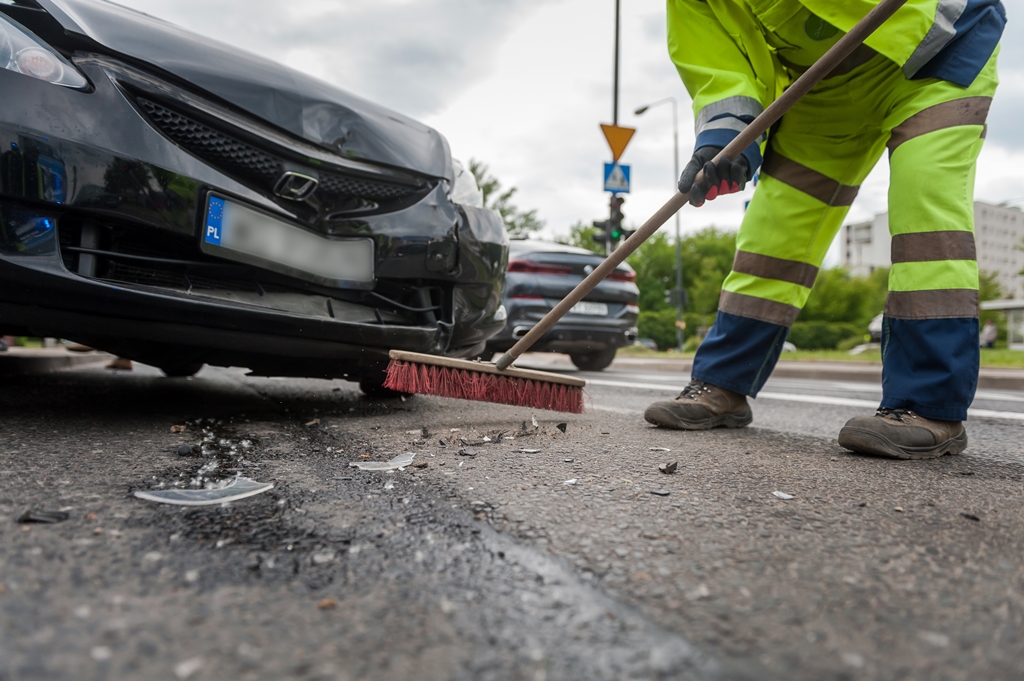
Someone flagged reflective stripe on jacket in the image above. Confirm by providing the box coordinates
[667,0,1005,164]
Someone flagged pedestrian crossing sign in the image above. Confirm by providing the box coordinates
[603,163,630,194]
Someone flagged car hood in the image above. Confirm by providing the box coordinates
[37,0,452,180]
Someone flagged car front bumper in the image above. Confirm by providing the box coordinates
[0,57,508,375]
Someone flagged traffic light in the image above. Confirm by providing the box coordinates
[609,196,625,245]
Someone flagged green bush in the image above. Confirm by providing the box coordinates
[637,310,711,350]
[787,321,862,351]
[836,335,868,352]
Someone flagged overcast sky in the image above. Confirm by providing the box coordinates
[118,0,1023,261]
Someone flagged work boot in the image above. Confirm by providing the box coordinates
[644,379,752,430]
[838,408,967,460]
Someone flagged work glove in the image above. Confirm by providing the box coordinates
[678,147,750,207]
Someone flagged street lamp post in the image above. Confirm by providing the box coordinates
[635,97,684,350]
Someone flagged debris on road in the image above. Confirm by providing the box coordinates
[658,462,678,474]
[564,478,578,486]
[134,477,274,506]
[961,512,981,522]
[173,657,204,680]
[649,447,671,452]
[556,422,567,433]
[532,416,539,428]
[512,448,541,454]
[169,424,186,433]
[894,506,905,512]
[412,461,428,469]
[650,489,671,497]
[350,452,416,471]
[177,444,193,456]
[773,491,795,500]
[564,458,574,463]
[16,509,70,524]
[458,449,477,457]
[317,597,337,610]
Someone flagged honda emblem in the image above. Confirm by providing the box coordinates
[274,171,318,201]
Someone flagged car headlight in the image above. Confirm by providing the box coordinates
[450,158,484,208]
[0,14,88,89]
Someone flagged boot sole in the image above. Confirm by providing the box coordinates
[837,427,967,460]
[644,405,753,431]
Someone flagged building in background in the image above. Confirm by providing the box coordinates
[842,201,1024,299]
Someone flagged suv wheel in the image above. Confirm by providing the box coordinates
[568,348,617,372]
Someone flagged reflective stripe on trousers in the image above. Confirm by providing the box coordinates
[691,50,998,421]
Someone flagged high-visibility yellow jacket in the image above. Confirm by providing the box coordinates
[668,0,1006,168]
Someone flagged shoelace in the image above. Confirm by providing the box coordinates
[679,380,712,401]
[877,407,917,423]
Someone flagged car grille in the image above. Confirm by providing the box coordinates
[136,98,428,206]
[138,98,283,185]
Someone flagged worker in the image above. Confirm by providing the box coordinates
[644,0,1005,460]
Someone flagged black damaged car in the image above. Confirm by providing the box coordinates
[0,0,508,395]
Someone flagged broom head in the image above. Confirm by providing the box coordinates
[384,350,586,414]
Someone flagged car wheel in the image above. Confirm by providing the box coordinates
[569,348,617,372]
[359,375,410,400]
[159,362,204,378]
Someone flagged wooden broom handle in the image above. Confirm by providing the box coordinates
[495,0,906,371]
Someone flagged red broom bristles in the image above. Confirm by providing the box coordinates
[383,360,585,414]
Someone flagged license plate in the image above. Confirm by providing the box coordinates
[201,195,374,286]
[569,301,608,316]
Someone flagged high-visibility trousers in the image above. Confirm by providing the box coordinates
[691,51,998,422]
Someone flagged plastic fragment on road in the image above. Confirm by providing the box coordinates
[961,512,981,521]
[457,449,477,457]
[556,422,567,433]
[563,478,578,486]
[16,509,70,523]
[649,447,671,452]
[773,491,795,500]
[134,477,274,506]
[650,489,671,496]
[512,448,541,454]
[349,452,416,471]
[170,424,186,433]
[532,416,539,428]
[659,462,678,474]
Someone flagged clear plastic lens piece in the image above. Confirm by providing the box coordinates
[0,14,87,88]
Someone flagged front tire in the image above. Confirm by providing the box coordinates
[159,362,204,378]
[359,374,410,399]
[568,348,617,372]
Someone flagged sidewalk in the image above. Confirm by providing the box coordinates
[518,353,1024,391]
[0,347,112,376]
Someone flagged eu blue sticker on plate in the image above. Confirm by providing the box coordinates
[204,196,225,246]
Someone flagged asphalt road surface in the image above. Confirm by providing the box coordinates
[2,358,1023,681]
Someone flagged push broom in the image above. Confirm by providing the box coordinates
[385,0,907,413]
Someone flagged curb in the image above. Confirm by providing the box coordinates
[519,354,1024,392]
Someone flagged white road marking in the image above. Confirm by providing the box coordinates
[585,378,1024,421]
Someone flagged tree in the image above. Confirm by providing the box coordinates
[557,221,605,255]
[468,160,545,237]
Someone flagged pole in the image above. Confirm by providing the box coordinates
[672,98,683,351]
[635,97,685,349]
[612,0,620,126]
